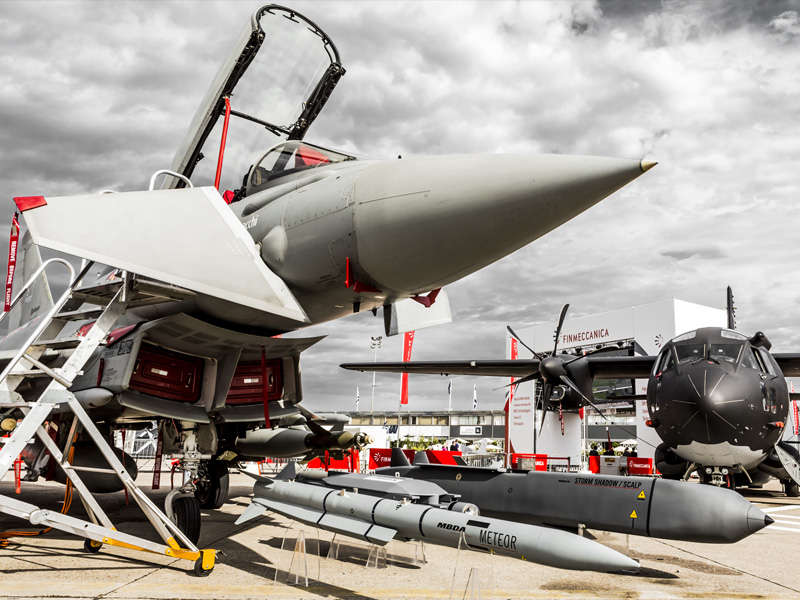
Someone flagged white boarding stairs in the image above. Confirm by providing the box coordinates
[0,258,215,575]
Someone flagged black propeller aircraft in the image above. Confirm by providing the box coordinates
[341,291,800,494]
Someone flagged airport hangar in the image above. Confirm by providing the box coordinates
[346,298,728,462]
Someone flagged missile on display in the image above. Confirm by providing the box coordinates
[235,425,373,461]
[381,451,772,544]
[236,464,639,573]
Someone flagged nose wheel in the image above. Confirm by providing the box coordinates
[701,467,734,489]
[166,492,202,546]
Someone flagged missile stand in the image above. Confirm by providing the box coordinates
[0,259,216,575]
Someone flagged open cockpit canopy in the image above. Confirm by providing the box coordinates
[246,141,355,194]
[165,4,344,193]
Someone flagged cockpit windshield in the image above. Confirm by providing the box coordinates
[709,343,742,364]
[247,141,355,192]
[675,344,705,364]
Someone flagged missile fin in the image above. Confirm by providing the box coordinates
[234,500,268,525]
[259,498,326,526]
[276,461,298,480]
[238,469,273,483]
[318,513,396,545]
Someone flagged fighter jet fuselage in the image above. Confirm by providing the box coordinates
[210,140,656,334]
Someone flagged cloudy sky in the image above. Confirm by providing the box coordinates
[1,0,799,413]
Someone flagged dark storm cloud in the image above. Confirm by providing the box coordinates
[660,246,726,262]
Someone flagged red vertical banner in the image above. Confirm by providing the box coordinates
[14,455,22,494]
[505,337,518,467]
[400,331,415,405]
[509,338,518,403]
[4,212,20,313]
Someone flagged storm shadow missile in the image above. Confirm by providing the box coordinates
[380,451,772,543]
[236,464,639,573]
[235,425,373,460]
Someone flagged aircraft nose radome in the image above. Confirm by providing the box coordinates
[640,159,658,173]
[353,153,654,293]
[748,505,773,533]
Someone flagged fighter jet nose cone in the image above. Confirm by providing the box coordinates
[353,153,650,294]
[639,159,658,173]
[747,505,773,533]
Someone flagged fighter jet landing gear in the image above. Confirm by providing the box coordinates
[165,490,202,546]
[162,421,215,544]
[195,460,230,509]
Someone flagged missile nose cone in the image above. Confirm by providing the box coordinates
[548,533,640,572]
[640,159,658,173]
[353,153,652,294]
[748,505,773,533]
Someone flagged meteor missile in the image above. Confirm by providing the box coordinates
[381,455,772,543]
[236,465,639,573]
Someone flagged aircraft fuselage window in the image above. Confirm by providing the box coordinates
[741,347,760,371]
[675,344,705,364]
[757,348,778,377]
[654,348,675,375]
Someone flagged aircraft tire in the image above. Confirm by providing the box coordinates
[195,461,229,509]
[171,496,201,546]
[785,480,800,498]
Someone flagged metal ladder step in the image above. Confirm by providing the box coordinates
[31,339,89,350]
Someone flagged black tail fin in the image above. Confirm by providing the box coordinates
[390,447,411,467]
[412,450,429,465]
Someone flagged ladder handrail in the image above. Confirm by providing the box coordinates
[0,258,93,386]
[1,257,74,320]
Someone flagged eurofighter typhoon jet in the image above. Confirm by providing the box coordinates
[0,4,655,543]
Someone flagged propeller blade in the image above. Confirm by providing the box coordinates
[560,375,591,404]
[492,372,540,391]
[585,398,611,421]
[553,303,570,354]
[558,374,610,418]
[507,326,544,360]
[537,382,552,439]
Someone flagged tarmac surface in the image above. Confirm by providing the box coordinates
[1,469,800,600]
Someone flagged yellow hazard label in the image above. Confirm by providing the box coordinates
[630,510,638,519]
[638,491,646,499]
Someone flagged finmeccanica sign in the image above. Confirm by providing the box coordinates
[560,328,610,345]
